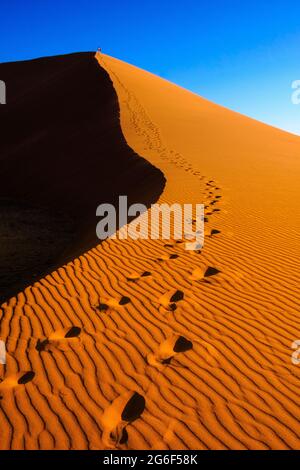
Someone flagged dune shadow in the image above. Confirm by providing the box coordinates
[0,52,165,303]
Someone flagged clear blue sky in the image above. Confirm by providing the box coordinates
[1,0,300,134]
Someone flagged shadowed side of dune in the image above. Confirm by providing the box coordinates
[0,52,165,303]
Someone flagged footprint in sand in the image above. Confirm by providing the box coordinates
[211,196,222,205]
[101,391,146,448]
[210,198,221,206]
[157,254,179,262]
[64,326,81,338]
[205,228,221,238]
[202,225,220,237]
[210,229,221,236]
[0,371,35,390]
[36,326,81,352]
[36,339,49,352]
[96,296,131,312]
[147,335,193,367]
[126,271,151,282]
[189,266,220,281]
[163,240,185,248]
[190,250,202,256]
[158,289,184,311]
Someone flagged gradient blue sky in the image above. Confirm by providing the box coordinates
[1,0,300,134]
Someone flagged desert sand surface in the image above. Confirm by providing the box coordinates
[1,51,300,449]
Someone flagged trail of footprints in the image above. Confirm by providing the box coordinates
[0,176,223,448]
[101,55,212,179]
[1,57,224,448]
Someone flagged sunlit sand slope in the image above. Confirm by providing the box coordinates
[0,52,300,450]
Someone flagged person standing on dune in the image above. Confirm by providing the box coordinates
[97,47,102,53]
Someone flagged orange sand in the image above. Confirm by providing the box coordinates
[1,51,300,449]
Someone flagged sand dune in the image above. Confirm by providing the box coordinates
[0,53,165,301]
[0,51,300,449]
